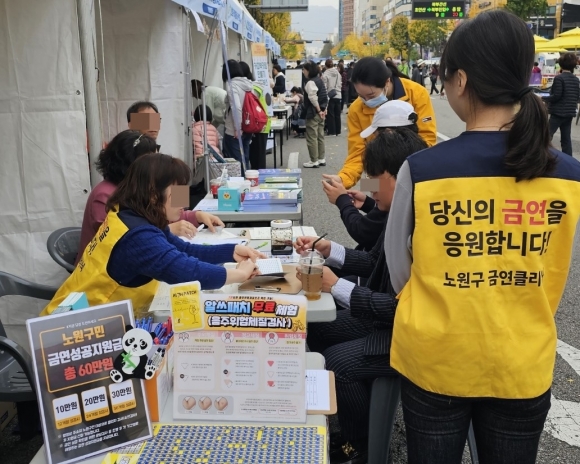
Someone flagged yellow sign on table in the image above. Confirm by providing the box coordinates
[170,281,203,332]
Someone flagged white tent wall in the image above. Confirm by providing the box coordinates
[189,16,226,90]
[227,28,242,62]
[96,0,187,160]
[240,39,253,65]
[0,0,90,350]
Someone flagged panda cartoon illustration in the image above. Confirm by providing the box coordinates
[110,325,165,383]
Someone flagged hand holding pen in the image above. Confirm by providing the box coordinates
[294,234,330,258]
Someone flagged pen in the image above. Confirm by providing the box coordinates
[255,241,268,250]
[197,224,205,232]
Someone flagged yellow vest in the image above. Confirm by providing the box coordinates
[391,137,580,399]
[42,209,158,316]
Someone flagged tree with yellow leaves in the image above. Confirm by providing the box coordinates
[244,0,291,44]
[409,20,431,58]
[409,20,450,57]
[389,16,410,59]
[282,31,306,60]
[340,33,374,58]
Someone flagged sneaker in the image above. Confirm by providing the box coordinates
[303,161,319,168]
[329,441,368,464]
[317,159,326,166]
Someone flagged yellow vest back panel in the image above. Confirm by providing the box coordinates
[391,133,580,398]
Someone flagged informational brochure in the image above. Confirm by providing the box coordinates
[27,300,152,464]
[173,294,307,423]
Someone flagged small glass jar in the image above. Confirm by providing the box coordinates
[270,219,293,255]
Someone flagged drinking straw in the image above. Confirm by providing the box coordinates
[308,233,328,274]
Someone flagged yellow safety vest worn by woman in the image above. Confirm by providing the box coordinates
[339,76,437,189]
[386,131,580,399]
[43,207,236,316]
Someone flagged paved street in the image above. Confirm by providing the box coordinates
[289,95,580,463]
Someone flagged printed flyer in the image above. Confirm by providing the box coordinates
[173,294,307,423]
[27,300,152,464]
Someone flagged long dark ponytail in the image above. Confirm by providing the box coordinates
[440,10,555,181]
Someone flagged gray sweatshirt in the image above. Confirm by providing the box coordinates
[224,77,255,136]
[323,68,342,98]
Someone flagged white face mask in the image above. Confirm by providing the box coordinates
[363,93,388,108]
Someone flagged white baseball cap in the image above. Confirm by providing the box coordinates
[360,100,418,138]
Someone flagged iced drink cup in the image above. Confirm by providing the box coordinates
[299,253,325,301]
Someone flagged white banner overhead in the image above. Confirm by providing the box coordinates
[243,11,255,41]
[254,23,263,43]
[171,0,227,21]
[265,31,272,49]
[227,0,243,33]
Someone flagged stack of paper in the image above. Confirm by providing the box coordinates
[180,229,248,246]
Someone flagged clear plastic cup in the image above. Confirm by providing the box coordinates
[299,250,325,301]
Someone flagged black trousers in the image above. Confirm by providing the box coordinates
[402,379,550,464]
[341,90,348,111]
[430,78,439,94]
[249,132,268,169]
[307,310,395,442]
[326,98,342,135]
[549,115,573,156]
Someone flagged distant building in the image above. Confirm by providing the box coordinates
[358,0,389,37]
[469,0,559,38]
[340,0,355,41]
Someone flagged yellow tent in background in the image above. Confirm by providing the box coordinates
[535,45,567,53]
[558,27,580,37]
[544,28,580,50]
[534,35,549,43]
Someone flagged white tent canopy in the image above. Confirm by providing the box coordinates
[0,0,278,351]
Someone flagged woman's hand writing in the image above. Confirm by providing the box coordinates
[168,220,197,239]
[233,245,266,263]
[195,211,225,232]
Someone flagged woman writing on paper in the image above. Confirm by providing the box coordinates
[77,130,224,265]
[43,153,263,316]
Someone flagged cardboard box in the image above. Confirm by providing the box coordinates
[0,402,17,432]
[144,338,174,422]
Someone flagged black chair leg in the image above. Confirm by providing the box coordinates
[368,377,401,464]
[16,400,39,439]
[467,421,479,464]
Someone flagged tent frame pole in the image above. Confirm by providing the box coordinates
[77,0,103,187]
[183,8,193,167]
